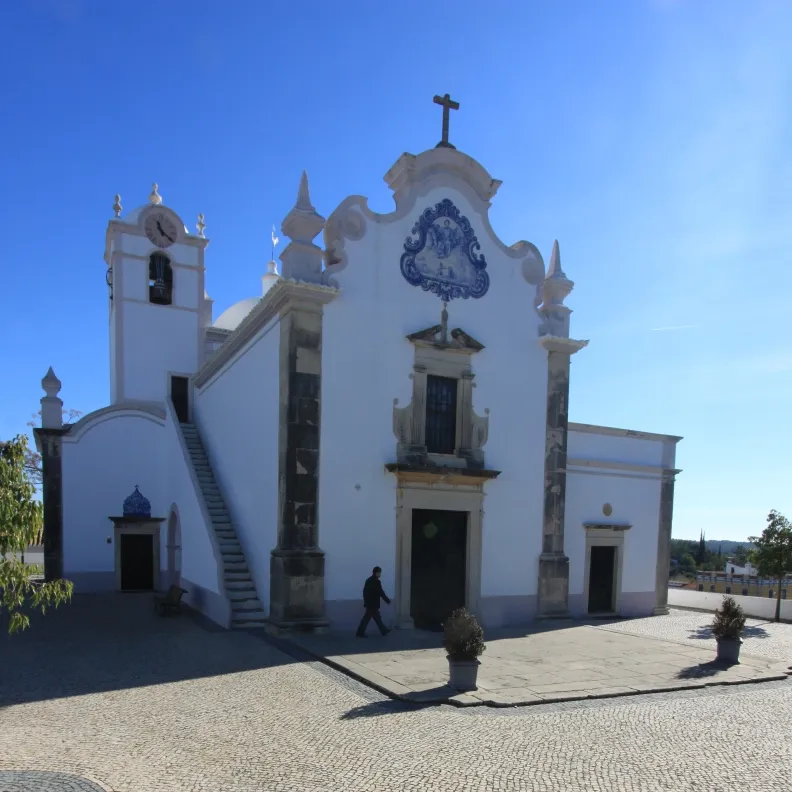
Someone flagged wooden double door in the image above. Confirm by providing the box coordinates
[410,508,467,631]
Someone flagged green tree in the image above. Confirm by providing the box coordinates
[679,552,697,575]
[0,435,72,633]
[748,510,792,623]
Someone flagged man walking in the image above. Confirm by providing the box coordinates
[356,566,391,637]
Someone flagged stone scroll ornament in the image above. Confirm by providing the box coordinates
[400,198,490,302]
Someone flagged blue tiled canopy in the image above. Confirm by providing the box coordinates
[123,486,151,517]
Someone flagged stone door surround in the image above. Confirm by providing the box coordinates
[394,475,483,629]
[582,523,630,616]
[109,517,165,592]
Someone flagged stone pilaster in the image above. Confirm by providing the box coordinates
[536,242,588,617]
[269,302,328,630]
[537,350,572,617]
[35,367,66,583]
[34,429,66,582]
[653,472,677,615]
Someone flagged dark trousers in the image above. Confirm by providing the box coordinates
[356,607,388,636]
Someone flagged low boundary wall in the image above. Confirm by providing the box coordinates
[668,588,792,622]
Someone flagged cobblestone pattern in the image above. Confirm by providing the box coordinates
[0,771,108,792]
[2,598,792,791]
[595,608,792,663]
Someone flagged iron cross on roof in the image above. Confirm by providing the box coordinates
[433,93,460,149]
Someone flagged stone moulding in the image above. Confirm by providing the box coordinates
[582,522,632,531]
[538,335,589,354]
[56,402,167,446]
[568,422,683,444]
[194,278,338,389]
[385,462,500,485]
[393,311,490,469]
[321,146,547,296]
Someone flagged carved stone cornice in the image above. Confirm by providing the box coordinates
[406,325,484,353]
[195,278,338,388]
[583,522,632,531]
[538,335,589,355]
[385,462,500,486]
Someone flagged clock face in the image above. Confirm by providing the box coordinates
[144,211,179,248]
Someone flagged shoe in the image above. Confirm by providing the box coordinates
[381,629,391,636]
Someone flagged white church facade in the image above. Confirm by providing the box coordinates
[35,100,681,631]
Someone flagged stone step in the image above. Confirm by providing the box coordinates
[225,580,256,590]
[231,614,268,628]
[221,552,244,562]
[218,542,242,552]
[224,575,253,584]
[223,564,249,574]
[228,588,258,600]
[232,599,264,611]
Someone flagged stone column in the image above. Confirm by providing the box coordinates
[537,350,572,617]
[653,472,676,615]
[269,304,328,630]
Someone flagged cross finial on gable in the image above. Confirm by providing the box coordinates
[433,93,460,149]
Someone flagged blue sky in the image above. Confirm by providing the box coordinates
[1,1,790,542]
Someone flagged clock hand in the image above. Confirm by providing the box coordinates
[156,220,175,243]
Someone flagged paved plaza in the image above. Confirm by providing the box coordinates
[1,595,792,791]
[289,613,790,705]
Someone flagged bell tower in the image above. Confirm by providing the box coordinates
[103,185,212,406]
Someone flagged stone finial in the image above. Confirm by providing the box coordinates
[42,366,61,397]
[112,194,122,218]
[547,240,565,279]
[279,170,326,283]
[296,170,315,211]
[149,183,162,205]
[197,213,206,237]
[543,240,574,307]
[41,367,63,429]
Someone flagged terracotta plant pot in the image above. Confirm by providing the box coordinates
[447,657,481,691]
[716,636,743,664]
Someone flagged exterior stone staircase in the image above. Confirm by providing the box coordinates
[180,422,267,629]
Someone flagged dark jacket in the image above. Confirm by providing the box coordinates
[363,575,391,610]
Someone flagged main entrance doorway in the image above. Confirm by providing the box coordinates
[410,508,467,630]
[588,545,616,613]
[120,533,155,591]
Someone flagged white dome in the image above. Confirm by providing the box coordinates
[213,297,261,331]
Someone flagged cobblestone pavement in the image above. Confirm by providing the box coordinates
[2,596,792,792]
[0,771,108,792]
[594,607,792,663]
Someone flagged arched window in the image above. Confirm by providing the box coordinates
[149,252,173,306]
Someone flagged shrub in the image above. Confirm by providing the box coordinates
[711,595,746,640]
[442,608,486,661]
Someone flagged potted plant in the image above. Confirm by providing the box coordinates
[443,608,485,691]
[711,595,746,664]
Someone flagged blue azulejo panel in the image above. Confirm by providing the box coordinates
[400,198,489,302]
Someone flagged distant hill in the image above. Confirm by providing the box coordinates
[704,539,754,553]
